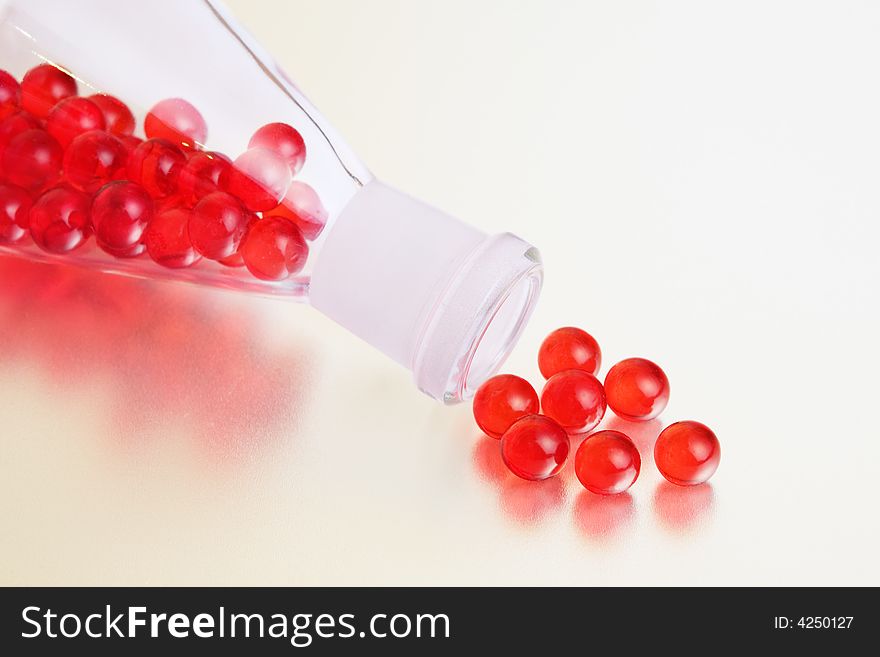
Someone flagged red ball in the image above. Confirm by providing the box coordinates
[0,112,41,160]
[0,183,32,244]
[45,97,106,148]
[240,217,308,281]
[500,415,570,481]
[575,430,641,495]
[654,421,720,486]
[188,191,250,260]
[604,357,670,421]
[91,181,154,257]
[144,206,201,268]
[538,326,602,378]
[0,70,21,120]
[221,148,292,212]
[29,185,91,253]
[177,151,231,205]
[144,98,207,149]
[540,369,606,435]
[88,94,135,137]
[62,130,127,193]
[248,122,306,174]
[1,129,62,192]
[265,181,328,240]
[472,374,540,439]
[20,64,77,119]
[127,138,186,199]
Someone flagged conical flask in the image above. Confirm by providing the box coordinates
[0,0,543,402]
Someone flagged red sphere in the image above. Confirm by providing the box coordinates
[265,181,328,240]
[88,94,135,136]
[0,112,41,160]
[538,326,602,378]
[90,181,154,257]
[1,129,62,192]
[0,70,20,120]
[248,122,306,174]
[177,151,231,205]
[144,206,201,268]
[188,191,250,260]
[127,138,186,199]
[144,98,207,149]
[540,369,606,435]
[45,97,106,148]
[654,421,720,486]
[575,430,641,495]
[500,415,570,481]
[29,185,91,253]
[0,183,32,244]
[221,148,292,211]
[240,217,308,281]
[20,64,77,119]
[62,130,127,193]
[472,374,539,439]
[604,358,670,421]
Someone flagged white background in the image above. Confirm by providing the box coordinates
[1,0,879,585]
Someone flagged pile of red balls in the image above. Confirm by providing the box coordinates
[0,63,328,281]
[473,327,720,494]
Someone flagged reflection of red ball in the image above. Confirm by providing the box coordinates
[540,369,606,435]
[472,374,539,439]
[145,98,207,149]
[604,357,670,421]
[29,185,91,253]
[538,326,601,378]
[575,430,641,495]
[241,217,308,281]
[654,421,720,486]
[501,415,569,481]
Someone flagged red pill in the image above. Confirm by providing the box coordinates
[240,217,308,281]
[265,181,328,240]
[177,151,231,204]
[604,357,670,421]
[221,148,292,212]
[20,64,77,119]
[29,185,91,253]
[500,415,570,481]
[88,94,135,137]
[538,326,602,378]
[249,122,306,174]
[188,191,250,260]
[2,129,62,192]
[46,97,106,148]
[472,374,540,439]
[654,421,720,486]
[540,369,606,435]
[575,430,641,495]
[0,70,20,120]
[127,138,186,199]
[144,206,201,268]
[91,181,153,257]
[144,98,207,149]
[0,183,32,244]
[62,130,127,193]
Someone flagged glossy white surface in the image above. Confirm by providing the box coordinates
[1,0,878,585]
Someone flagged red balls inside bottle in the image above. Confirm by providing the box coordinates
[127,138,186,199]
[500,415,570,481]
[63,130,127,193]
[29,185,91,253]
[188,191,250,261]
[0,70,20,120]
[575,430,641,495]
[2,129,63,192]
[222,148,292,212]
[249,122,306,175]
[540,369,606,435]
[0,183,32,244]
[538,327,602,378]
[240,217,309,281]
[144,206,201,269]
[88,94,135,137]
[45,97,106,148]
[604,357,670,421]
[654,421,720,486]
[472,374,540,439]
[265,181,328,241]
[144,98,207,149]
[91,181,154,257]
[20,64,77,119]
